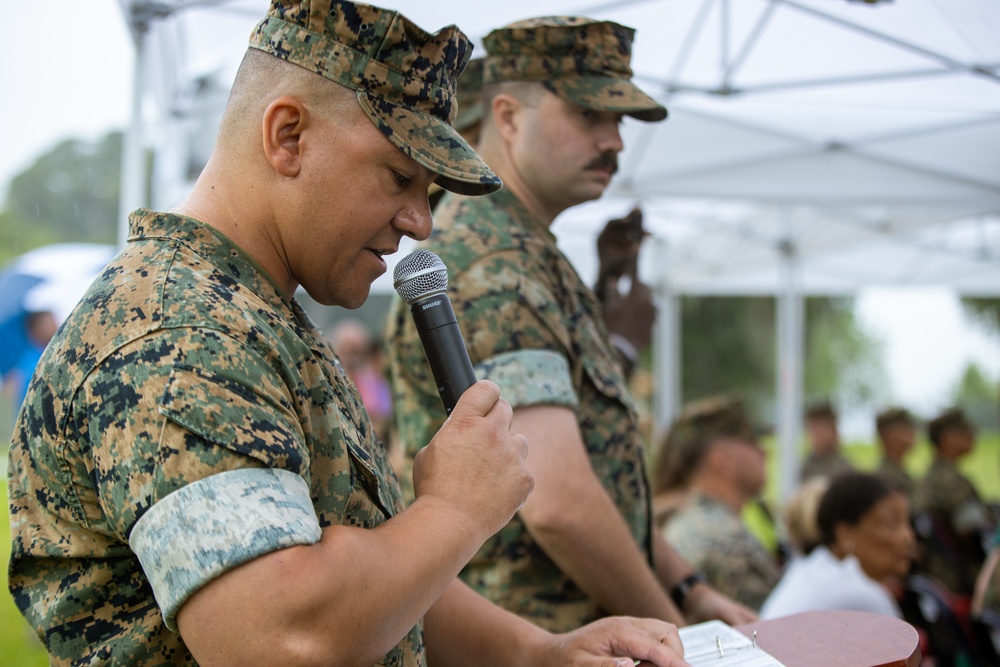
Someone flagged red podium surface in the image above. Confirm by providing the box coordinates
[737,610,921,667]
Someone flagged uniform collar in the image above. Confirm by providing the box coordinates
[484,187,558,244]
[127,208,289,310]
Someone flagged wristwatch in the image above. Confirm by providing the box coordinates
[670,572,706,610]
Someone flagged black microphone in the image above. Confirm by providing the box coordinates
[393,250,477,415]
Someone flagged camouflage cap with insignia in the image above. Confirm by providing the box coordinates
[249,0,500,196]
[928,406,975,445]
[482,16,668,122]
[660,395,764,486]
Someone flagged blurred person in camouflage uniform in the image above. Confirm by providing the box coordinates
[874,406,918,497]
[657,396,781,610]
[913,407,993,597]
[5,3,691,666]
[385,15,756,634]
[799,400,854,483]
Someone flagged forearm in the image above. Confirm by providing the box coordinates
[514,405,683,625]
[652,530,757,626]
[651,529,698,591]
[427,581,694,667]
[178,495,489,666]
[424,579,549,666]
[524,483,683,625]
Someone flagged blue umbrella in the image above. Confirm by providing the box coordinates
[0,243,117,377]
[0,275,43,375]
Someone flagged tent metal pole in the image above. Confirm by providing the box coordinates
[654,276,681,442]
[776,238,803,504]
[119,10,149,249]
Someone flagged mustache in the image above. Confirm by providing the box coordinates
[585,152,619,174]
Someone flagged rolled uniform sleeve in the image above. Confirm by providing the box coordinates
[130,468,321,630]
[476,349,577,410]
[457,248,583,411]
[82,327,316,630]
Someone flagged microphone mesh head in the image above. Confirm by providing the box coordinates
[393,249,449,303]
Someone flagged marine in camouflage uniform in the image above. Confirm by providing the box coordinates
[6,2,497,664]
[913,407,991,595]
[386,17,673,632]
[8,211,421,665]
[657,396,780,611]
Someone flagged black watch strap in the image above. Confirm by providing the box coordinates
[669,572,706,609]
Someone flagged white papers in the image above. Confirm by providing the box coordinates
[679,620,787,667]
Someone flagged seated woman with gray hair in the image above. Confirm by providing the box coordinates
[761,473,916,620]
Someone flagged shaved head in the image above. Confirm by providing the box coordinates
[480,80,546,133]
[218,48,364,150]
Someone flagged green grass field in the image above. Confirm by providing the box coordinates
[1,481,48,666]
[1,404,997,662]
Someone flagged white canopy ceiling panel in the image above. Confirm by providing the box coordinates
[117,0,1000,296]
[619,146,998,204]
[864,119,1000,192]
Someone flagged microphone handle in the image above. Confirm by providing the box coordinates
[409,292,477,414]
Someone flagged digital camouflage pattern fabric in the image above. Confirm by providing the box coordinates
[663,492,780,611]
[482,16,666,122]
[250,0,500,196]
[385,187,653,632]
[7,210,423,666]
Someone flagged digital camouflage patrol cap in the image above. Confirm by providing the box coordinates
[482,16,667,122]
[249,0,501,195]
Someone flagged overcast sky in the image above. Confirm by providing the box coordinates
[2,1,998,434]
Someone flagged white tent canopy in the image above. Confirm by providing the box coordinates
[117,0,1000,292]
[117,0,1000,497]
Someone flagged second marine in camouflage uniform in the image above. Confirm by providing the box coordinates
[387,12,763,635]
[387,184,651,630]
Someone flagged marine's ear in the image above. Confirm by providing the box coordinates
[261,95,307,178]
